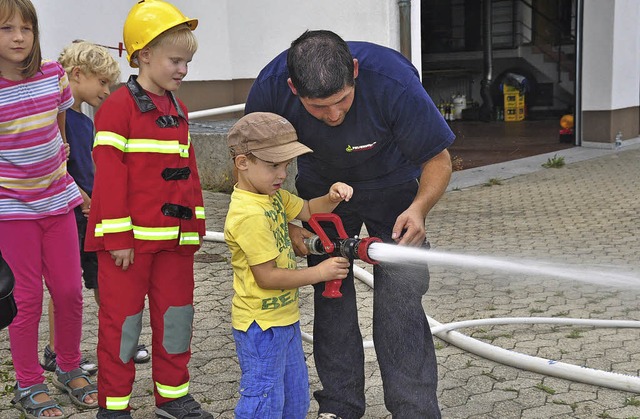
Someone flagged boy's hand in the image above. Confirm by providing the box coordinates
[289,223,314,256]
[64,142,70,160]
[110,248,134,271]
[79,189,91,218]
[329,182,353,203]
[315,256,350,282]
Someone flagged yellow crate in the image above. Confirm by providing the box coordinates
[503,85,521,94]
[504,105,525,121]
[503,90,525,122]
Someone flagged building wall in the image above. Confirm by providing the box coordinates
[582,0,640,145]
[32,0,410,112]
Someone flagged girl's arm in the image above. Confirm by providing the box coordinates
[57,111,70,159]
[297,182,353,221]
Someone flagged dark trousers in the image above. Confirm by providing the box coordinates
[75,211,98,290]
[297,179,441,419]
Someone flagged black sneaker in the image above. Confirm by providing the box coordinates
[133,344,150,364]
[41,344,98,376]
[155,394,213,419]
[318,414,342,419]
[96,407,133,418]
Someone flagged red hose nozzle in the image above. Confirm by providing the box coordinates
[306,214,381,298]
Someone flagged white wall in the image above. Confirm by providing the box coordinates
[32,0,403,83]
[582,0,640,111]
[610,0,640,110]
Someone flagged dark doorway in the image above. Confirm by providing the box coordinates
[421,0,578,170]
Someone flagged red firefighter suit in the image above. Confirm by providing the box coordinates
[86,75,206,411]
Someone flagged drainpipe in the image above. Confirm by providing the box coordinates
[480,0,494,121]
[398,0,411,60]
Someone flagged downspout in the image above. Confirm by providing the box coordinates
[574,0,583,146]
[398,0,412,60]
[480,0,494,121]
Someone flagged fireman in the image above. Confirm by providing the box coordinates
[85,1,211,418]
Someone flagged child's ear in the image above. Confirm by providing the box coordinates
[234,155,249,170]
[138,47,151,65]
[70,66,82,81]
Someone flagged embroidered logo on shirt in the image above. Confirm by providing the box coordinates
[345,142,377,153]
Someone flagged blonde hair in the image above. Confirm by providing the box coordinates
[58,41,120,85]
[0,0,41,78]
[139,23,198,60]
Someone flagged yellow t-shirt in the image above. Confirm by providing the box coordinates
[224,186,305,332]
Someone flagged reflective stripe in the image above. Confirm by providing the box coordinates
[194,206,205,220]
[133,226,180,241]
[179,232,200,245]
[103,217,133,234]
[94,131,127,151]
[156,381,189,399]
[106,394,131,410]
[127,139,185,155]
[93,131,190,157]
[96,222,200,243]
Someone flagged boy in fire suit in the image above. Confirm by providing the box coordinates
[85,1,212,418]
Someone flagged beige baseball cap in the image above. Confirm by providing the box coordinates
[227,112,313,162]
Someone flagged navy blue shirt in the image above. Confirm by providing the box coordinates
[66,108,95,198]
[245,41,455,189]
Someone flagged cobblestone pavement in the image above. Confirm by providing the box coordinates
[2,146,640,418]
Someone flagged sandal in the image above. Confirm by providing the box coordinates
[41,344,98,376]
[11,383,65,418]
[52,368,98,409]
[133,344,150,364]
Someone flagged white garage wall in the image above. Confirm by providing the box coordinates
[32,0,402,83]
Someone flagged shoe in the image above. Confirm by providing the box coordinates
[11,383,65,419]
[318,414,342,419]
[52,367,98,409]
[133,344,150,364]
[155,394,213,419]
[96,407,133,418]
[41,344,98,376]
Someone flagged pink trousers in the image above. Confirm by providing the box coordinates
[0,212,83,387]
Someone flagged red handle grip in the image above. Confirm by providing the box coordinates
[308,213,348,299]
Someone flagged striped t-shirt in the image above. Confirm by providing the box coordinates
[0,60,82,220]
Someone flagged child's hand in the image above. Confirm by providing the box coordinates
[316,256,350,282]
[328,182,353,203]
[110,248,134,271]
[64,143,70,160]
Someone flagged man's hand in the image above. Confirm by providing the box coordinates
[110,248,134,271]
[391,205,426,246]
[288,223,314,256]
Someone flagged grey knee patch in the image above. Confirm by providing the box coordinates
[163,305,194,354]
[120,311,143,363]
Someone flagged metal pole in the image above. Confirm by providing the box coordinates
[574,0,583,146]
[398,0,412,60]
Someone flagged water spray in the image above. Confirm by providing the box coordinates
[304,213,381,298]
[203,215,640,393]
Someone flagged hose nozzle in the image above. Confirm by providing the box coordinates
[306,213,381,298]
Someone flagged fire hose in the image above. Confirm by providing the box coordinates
[203,213,640,393]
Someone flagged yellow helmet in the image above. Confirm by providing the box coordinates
[123,0,198,68]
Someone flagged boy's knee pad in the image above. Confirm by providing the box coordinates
[163,305,194,354]
[120,310,144,362]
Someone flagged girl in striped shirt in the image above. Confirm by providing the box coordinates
[0,0,98,416]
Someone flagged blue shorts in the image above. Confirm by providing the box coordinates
[232,321,310,419]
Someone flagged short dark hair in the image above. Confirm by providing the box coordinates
[287,30,354,99]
